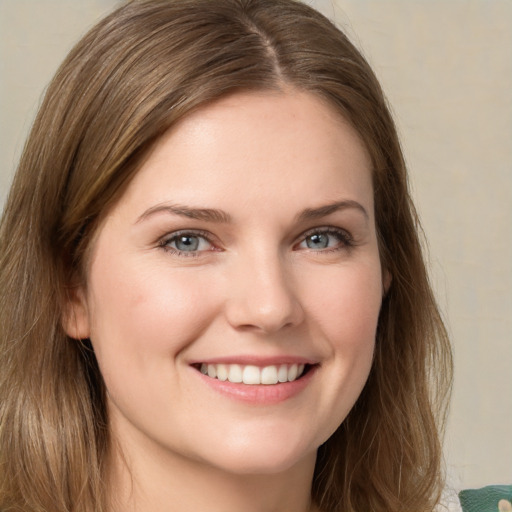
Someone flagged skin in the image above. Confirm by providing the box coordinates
[65,90,387,512]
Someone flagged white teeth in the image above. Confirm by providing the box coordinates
[216,364,228,381]
[198,362,307,385]
[207,364,217,378]
[228,364,243,383]
[288,363,298,381]
[277,364,288,382]
[242,365,260,385]
[261,365,278,385]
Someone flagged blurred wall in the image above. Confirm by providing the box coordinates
[1,0,511,492]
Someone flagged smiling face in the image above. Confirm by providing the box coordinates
[66,90,385,478]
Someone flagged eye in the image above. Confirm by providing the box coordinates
[160,230,215,256]
[297,227,353,252]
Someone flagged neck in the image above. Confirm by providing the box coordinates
[108,435,319,512]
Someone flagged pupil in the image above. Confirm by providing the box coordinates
[307,233,328,249]
[176,236,199,251]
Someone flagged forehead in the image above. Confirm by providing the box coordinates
[118,90,373,214]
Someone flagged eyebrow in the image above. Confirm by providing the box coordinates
[296,200,369,223]
[136,199,369,225]
[136,203,232,224]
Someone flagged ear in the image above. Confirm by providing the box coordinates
[382,268,392,296]
[62,285,91,340]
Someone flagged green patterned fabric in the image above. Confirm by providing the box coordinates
[459,485,512,512]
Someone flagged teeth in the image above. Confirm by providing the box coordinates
[207,364,217,378]
[216,364,228,381]
[261,365,278,385]
[228,364,242,383]
[198,363,307,385]
[277,364,288,382]
[288,363,298,381]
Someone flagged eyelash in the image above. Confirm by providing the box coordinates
[158,227,354,258]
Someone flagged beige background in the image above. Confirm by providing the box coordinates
[1,0,511,493]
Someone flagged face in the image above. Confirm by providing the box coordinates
[67,90,385,476]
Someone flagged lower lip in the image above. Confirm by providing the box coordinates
[194,366,317,404]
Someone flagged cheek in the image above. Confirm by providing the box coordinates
[303,260,383,349]
[86,254,219,367]
[282,260,383,445]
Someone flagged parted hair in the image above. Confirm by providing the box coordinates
[0,0,452,511]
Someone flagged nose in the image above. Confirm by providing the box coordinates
[224,252,305,334]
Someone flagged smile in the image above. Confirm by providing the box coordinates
[199,363,307,385]
[192,359,318,403]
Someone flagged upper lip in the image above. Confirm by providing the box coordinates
[188,355,318,366]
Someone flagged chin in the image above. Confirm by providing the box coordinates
[192,426,322,476]
[206,447,317,476]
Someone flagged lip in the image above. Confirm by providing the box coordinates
[191,362,319,404]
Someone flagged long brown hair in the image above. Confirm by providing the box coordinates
[0,1,452,510]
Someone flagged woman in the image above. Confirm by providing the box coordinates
[0,0,453,511]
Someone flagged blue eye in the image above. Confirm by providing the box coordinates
[305,233,330,249]
[298,228,352,251]
[174,235,201,251]
[161,231,213,256]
